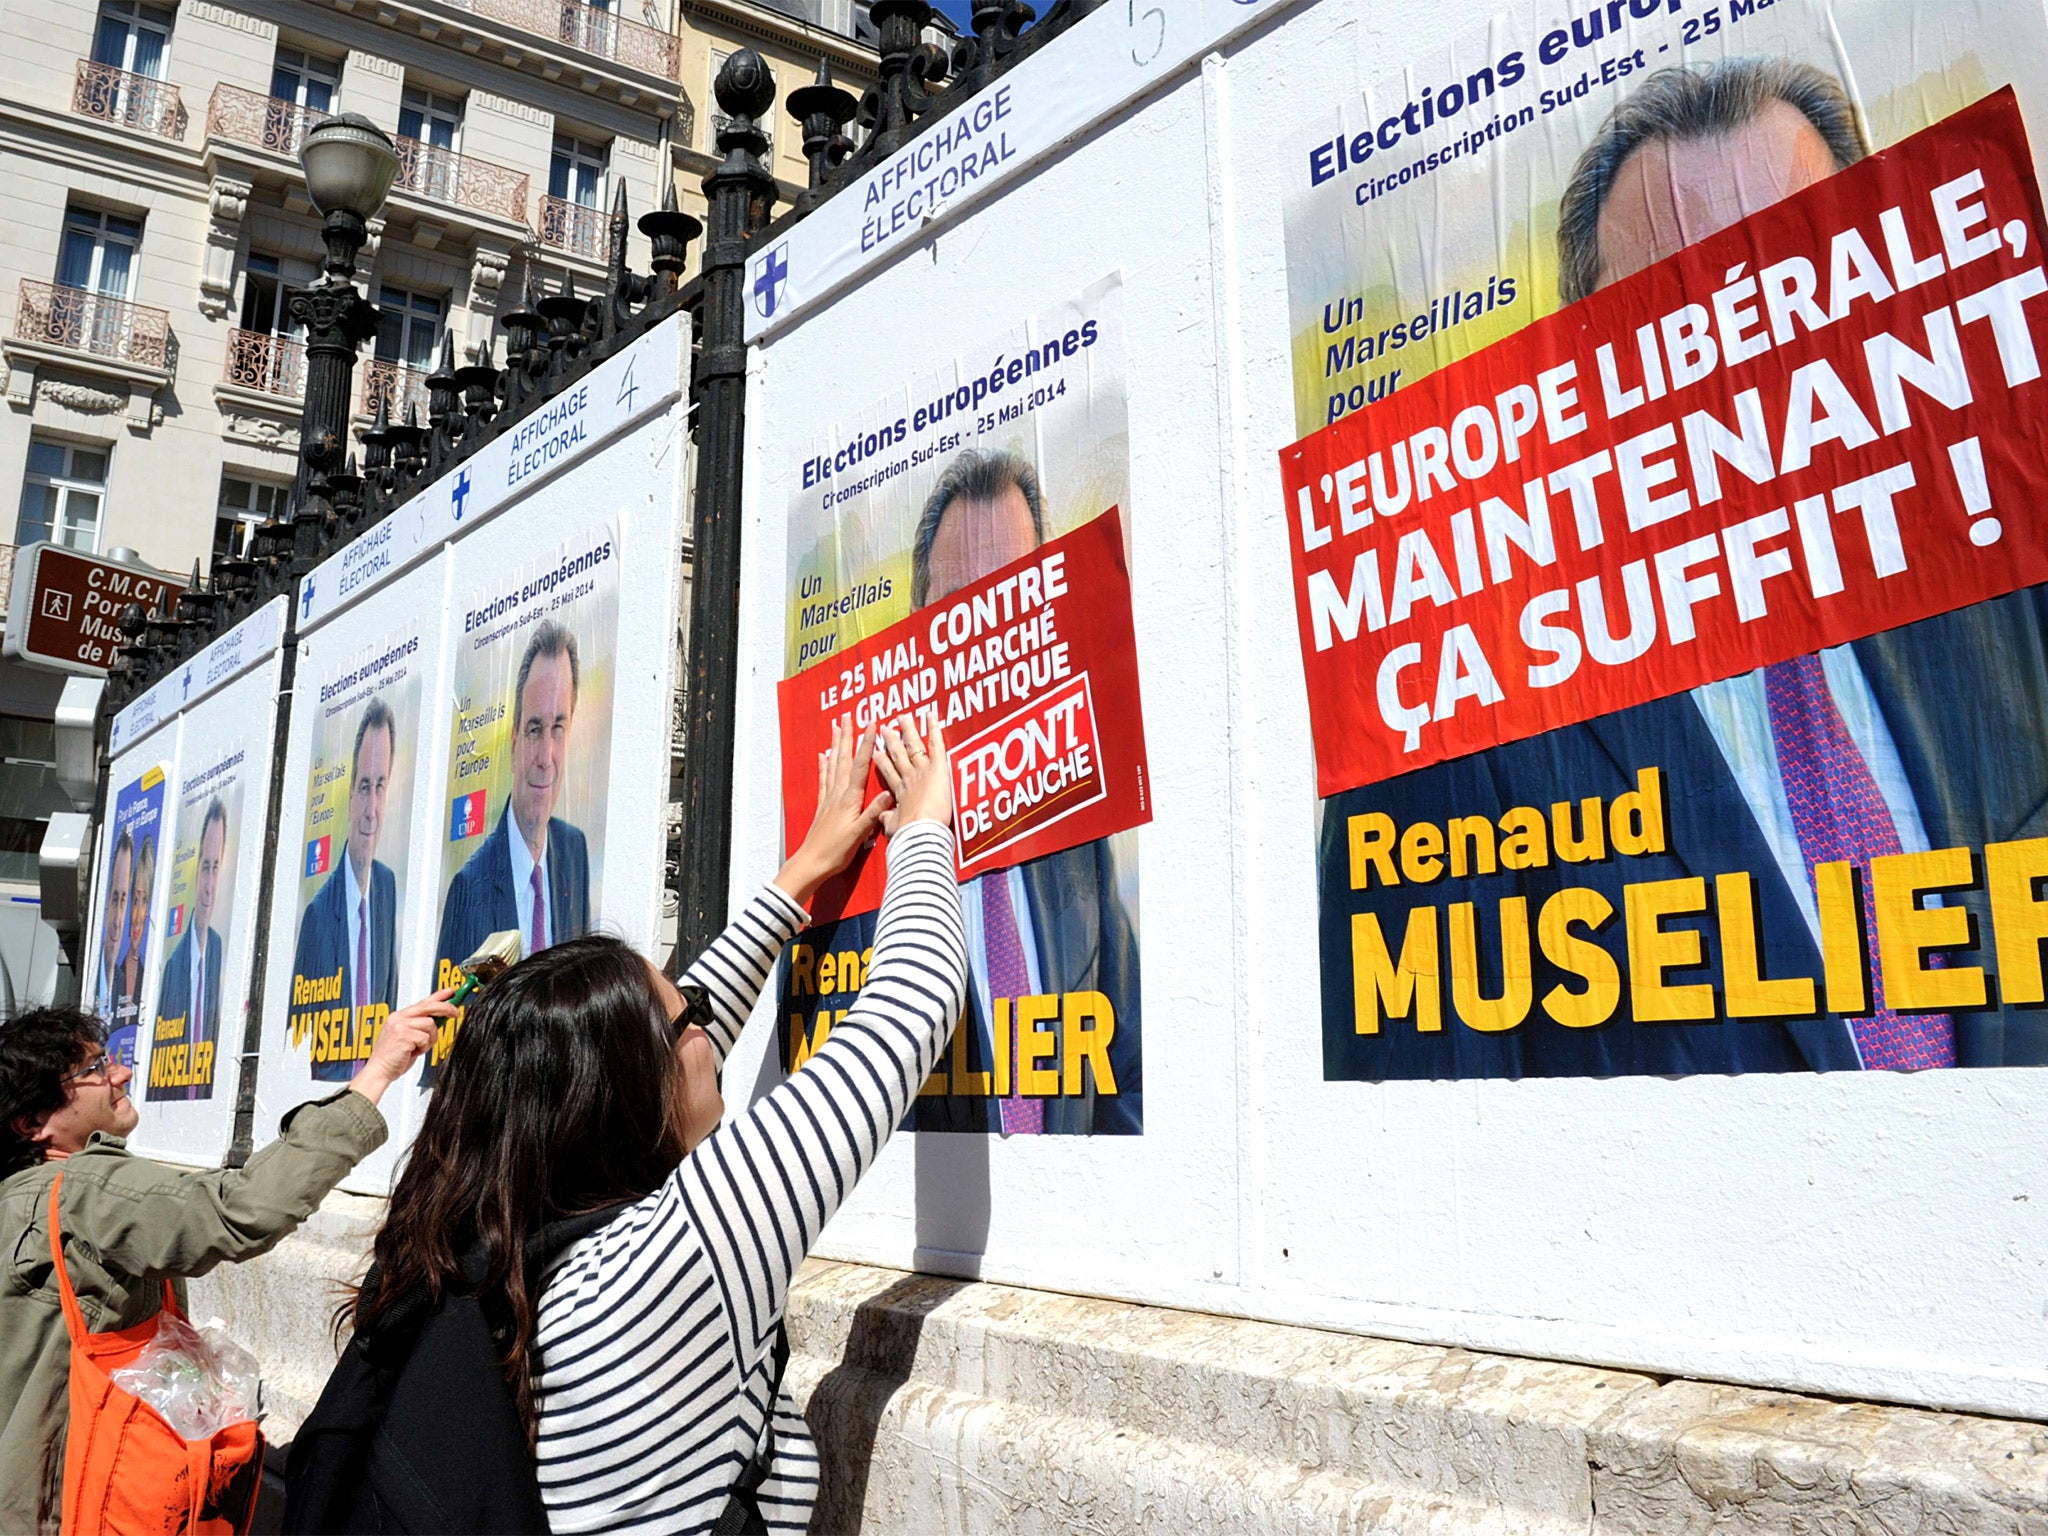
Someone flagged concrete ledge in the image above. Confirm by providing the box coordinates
[188,1202,2048,1532]
[783,1260,2048,1535]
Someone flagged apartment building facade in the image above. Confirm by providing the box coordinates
[0,0,880,904]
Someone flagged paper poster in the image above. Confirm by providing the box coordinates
[286,634,424,1083]
[145,751,247,1101]
[89,763,166,1070]
[1279,0,2048,1078]
[776,275,1147,1133]
[427,524,620,1082]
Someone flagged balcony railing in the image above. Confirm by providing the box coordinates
[454,0,680,80]
[394,137,529,223]
[539,194,607,260]
[223,328,306,399]
[358,359,431,421]
[15,280,171,370]
[206,83,327,159]
[73,59,186,141]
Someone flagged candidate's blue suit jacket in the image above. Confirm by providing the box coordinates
[154,924,224,1097]
[434,810,591,985]
[292,859,399,1082]
[1323,588,2048,1078]
[910,836,1144,1135]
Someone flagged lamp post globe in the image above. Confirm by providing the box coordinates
[297,113,399,280]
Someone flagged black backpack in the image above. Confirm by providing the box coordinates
[283,1206,785,1534]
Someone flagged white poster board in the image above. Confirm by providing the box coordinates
[102,600,288,1167]
[253,313,692,1191]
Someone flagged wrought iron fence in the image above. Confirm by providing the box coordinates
[454,0,680,80]
[540,194,608,259]
[72,59,186,141]
[15,280,172,370]
[223,328,306,398]
[394,136,530,223]
[206,82,327,158]
[357,359,432,421]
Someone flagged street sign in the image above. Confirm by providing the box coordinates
[2,543,182,674]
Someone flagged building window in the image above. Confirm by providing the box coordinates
[398,86,463,151]
[549,134,608,208]
[239,251,315,336]
[215,475,287,563]
[92,0,173,79]
[374,286,444,372]
[17,439,107,551]
[270,47,340,113]
[710,52,772,154]
[57,206,140,300]
[0,715,65,887]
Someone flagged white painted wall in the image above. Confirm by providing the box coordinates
[727,0,2048,1420]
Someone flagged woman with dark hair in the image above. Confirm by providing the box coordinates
[329,715,963,1534]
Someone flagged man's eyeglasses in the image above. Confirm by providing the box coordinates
[63,1051,115,1086]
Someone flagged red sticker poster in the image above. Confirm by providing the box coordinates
[1282,89,2048,797]
[778,505,1151,923]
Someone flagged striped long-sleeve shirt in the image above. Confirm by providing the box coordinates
[529,819,968,1534]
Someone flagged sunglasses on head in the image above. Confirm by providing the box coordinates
[665,983,714,1046]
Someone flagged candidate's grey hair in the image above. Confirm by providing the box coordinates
[910,449,1047,608]
[1557,59,1868,305]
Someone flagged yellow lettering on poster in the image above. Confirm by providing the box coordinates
[1814,861,1869,1016]
[1448,898,1531,1032]
[1016,996,1059,1096]
[1537,887,1619,1028]
[1870,848,1986,1011]
[1624,877,1713,1022]
[1715,872,1816,1019]
[1060,991,1116,1095]
[1985,836,2048,1006]
[1351,908,1440,1035]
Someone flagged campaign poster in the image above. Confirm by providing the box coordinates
[90,763,166,1070]
[427,524,620,1082]
[285,634,423,1083]
[144,750,246,1101]
[775,275,1147,1134]
[1280,0,2048,1079]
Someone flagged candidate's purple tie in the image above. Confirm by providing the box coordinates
[356,895,370,1012]
[1764,653,1954,1069]
[980,874,1042,1134]
[529,865,547,956]
[188,946,205,1100]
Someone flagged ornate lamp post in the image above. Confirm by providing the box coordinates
[289,113,399,571]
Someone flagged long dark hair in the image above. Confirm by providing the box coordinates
[345,934,682,1436]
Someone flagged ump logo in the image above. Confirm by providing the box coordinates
[753,243,789,320]
[181,667,192,700]
[452,468,473,522]
[300,576,316,619]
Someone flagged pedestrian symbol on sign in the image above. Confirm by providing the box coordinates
[40,591,70,621]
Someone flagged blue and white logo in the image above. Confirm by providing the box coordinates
[300,576,316,619]
[181,666,192,700]
[753,243,790,321]
[451,468,473,523]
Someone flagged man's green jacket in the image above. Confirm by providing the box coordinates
[0,1092,386,1535]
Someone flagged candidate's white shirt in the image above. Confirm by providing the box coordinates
[507,809,552,955]
[344,849,370,1007]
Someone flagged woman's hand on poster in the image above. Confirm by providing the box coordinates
[876,715,952,833]
[774,715,893,909]
[351,988,459,1107]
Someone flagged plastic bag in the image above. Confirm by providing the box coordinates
[109,1312,262,1441]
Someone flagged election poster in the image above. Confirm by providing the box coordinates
[89,763,166,1070]
[776,275,1148,1134]
[284,632,424,1084]
[143,748,247,1103]
[427,522,620,1083]
[1279,0,2048,1079]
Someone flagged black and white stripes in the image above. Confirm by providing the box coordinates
[530,820,968,1534]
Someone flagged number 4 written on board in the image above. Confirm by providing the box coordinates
[616,357,637,413]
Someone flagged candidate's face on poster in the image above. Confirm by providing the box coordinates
[1587,89,1845,295]
[101,846,130,978]
[510,651,575,846]
[350,721,392,878]
[923,481,1040,605]
[196,816,226,933]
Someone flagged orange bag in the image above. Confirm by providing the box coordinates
[48,1176,263,1536]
